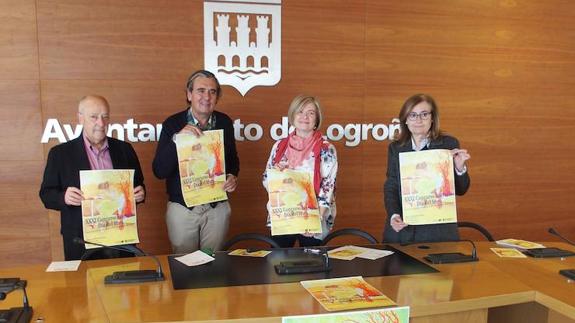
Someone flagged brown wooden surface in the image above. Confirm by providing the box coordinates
[1,242,574,322]
[0,0,574,266]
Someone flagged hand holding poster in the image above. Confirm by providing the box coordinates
[399,149,457,225]
[175,130,227,207]
[80,169,139,249]
[267,168,322,236]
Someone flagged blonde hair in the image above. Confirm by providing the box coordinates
[287,95,323,129]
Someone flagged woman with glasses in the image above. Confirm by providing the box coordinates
[383,94,471,243]
[262,95,338,247]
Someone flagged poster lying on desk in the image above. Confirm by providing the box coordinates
[300,276,396,312]
[80,169,139,249]
[399,149,457,225]
[175,130,227,207]
[282,306,409,323]
[267,168,322,236]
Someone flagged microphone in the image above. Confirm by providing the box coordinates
[424,239,478,264]
[275,247,332,275]
[401,239,478,264]
[74,237,165,284]
[548,227,575,246]
[0,279,33,323]
[548,228,575,279]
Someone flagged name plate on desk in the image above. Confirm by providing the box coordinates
[168,245,437,290]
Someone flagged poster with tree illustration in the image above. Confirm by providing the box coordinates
[80,169,139,249]
[300,276,396,312]
[175,129,227,207]
[267,168,322,236]
[399,149,457,225]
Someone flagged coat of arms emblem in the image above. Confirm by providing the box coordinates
[204,0,282,96]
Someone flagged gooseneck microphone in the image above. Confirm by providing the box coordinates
[74,237,165,284]
[548,228,575,280]
[548,227,575,246]
[0,279,33,323]
[401,239,478,264]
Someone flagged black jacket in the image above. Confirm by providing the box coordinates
[383,135,470,243]
[152,109,240,207]
[39,134,145,260]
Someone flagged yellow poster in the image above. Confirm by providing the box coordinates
[267,168,321,236]
[399,149,457,225]
[300,276,396,312]
[80,169,139,249]
[176,130,227,207]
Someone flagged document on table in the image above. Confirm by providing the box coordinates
[490,247,527,258]
[46,260,82,272]
[328,246,394,260]
[175,250,215,266]
[228,249,272,257]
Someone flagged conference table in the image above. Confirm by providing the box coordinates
[1,242,574,323]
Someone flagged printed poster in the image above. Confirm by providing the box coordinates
[300,276,396,312]
[267,168,321,236]
[80,169,139,249]
[399,149,457,225]
[495,239,545,250]
[490,248,527,258]
[282,306,410,323]
[175,130,227,207]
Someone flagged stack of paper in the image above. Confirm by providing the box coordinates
[175,250,215,266]
[328,246,394,260]
[496,239,545,250]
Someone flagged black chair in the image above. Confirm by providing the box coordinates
[221,233,281,250]
[457,221,495,241]
[80,244,143,261]
[320,228,378,246]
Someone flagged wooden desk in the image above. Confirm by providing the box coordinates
[396,241,575,323]
[1,242,574,323]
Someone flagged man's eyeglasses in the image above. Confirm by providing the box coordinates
[407,111,432,121]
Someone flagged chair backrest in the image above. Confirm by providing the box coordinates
[221,233,281,251]
[320,228,378,246]
[457,221,495,241]
[80,245,143,261]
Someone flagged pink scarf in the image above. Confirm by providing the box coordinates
[273,131,323,195]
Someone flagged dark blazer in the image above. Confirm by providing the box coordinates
[383,135,470,243]
[152,109,240,208]
[39,134,145,260]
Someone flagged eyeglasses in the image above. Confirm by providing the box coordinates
[407,111,432,121]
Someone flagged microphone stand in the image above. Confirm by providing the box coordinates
[0,279,33,323]
[547,228,575,280]
[518,228,575,258]
[274,247,332,275]
[420,239,479,264]
[74,237,165,284]
[548,228,575,246]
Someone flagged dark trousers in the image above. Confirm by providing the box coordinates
[272,234,322,248]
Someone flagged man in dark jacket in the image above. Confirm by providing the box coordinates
[153,70,239,254]
[40,95,145,260]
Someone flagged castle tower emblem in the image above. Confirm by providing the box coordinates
[204,0,282,96]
